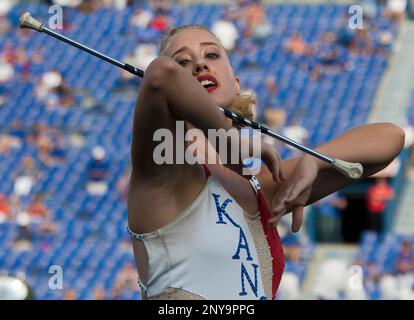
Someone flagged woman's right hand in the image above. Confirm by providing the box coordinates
[259,141,287,183]
[268,155,320,232]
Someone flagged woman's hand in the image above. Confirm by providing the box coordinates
[226,134,286,183]
[259,141,287,183]
[268,155,321,232]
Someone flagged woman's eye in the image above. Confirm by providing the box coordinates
[206,52,219,59]
[178,59,191,66]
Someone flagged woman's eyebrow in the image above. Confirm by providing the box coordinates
[172,42,220,57]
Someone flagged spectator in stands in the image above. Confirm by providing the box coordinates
[35,70,63,107]
[278,233,303,299]
[351,29,374,56]
[0,133,21,154]
[376,239,414,299]
[13,195,33,249]
[260,76,284,113]
[150,0,171,15]
[393,240,414,298]
[51,0,82,8]
[376,30,394,56]
[101,0,129,11]
[211,13,239,52]
[77,0,100,13]
[284,33,310,56]
[27,195,50,221]
[130,8,153,30]
[0,16,10,38]
[241,0,265,38]
[384,0,408,22]
[149,10,172,34]
[281,120,309,156]
[361,0,380,20]
[93,286,107,300]
[314,192,348,243]
[86,146,110,196]
[396,240,414,272]
[112,262,140,299]
[1,41,17,65]
[242,0,272,43]
[366,177,394,233]
[262,107,286,148]
[63,288,78,300]
[27,195,57,235]
[38,133,66,167]
[117,167,131,203]
[0,193,11,223]
[284,240,302,269]
[13,156,40,198]
[55,78,75,109]
[0,57,14,84]
[313,32,347,73]
[27,123,54,146]
[132,43,158,71]
[0,0,12,39]
[35,70,74,109]
[9,45,32,82]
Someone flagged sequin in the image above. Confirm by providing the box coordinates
[147,287,206,300]
[244,212,273,300]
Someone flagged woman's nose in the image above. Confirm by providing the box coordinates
[192,59,209,75]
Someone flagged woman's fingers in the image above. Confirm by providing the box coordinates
[291,206,304,233]
[285,180,306,204]
[267,156,319,233]
[269,201,304,232]
[268,203,286,226]
[261,145,285,183]
[279,164,287,182]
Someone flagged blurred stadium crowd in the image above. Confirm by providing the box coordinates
[0,0,413,299]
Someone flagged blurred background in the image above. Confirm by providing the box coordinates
[0,0,413,300]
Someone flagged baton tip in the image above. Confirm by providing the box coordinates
[20,12,44,32]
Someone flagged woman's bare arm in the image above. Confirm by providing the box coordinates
[259,122,405,210]
[130,56,235,181]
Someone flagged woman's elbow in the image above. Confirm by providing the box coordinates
[385,122,406,154]
[143,56,179,91]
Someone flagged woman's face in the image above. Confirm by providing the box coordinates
[162,28,240,108]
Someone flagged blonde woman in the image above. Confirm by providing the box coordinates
[127,25,404,300]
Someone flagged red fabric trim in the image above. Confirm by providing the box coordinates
[257,190,285,299]
[202,164,211,179]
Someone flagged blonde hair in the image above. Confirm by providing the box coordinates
[159,25,256,122]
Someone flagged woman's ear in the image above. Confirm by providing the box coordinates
[235,77,241,95]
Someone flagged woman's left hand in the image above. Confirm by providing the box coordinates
[268,155,321,232]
